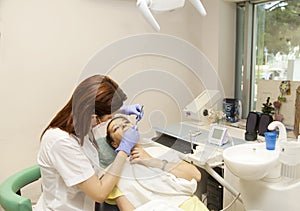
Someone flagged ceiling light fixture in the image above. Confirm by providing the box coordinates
[137,0,207,31]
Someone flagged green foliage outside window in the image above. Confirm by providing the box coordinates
[257,0,300,67]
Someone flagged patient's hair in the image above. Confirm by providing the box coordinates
[106,116,125,149]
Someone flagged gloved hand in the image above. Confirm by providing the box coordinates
[115,125,139,156]
[120,104,144,121]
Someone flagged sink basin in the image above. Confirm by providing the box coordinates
[223,143,280,180]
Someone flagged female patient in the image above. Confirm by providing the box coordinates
[105,116,208,211]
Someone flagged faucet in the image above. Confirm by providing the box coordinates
[268,121,287,141]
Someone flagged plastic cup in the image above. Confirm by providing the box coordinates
[264,131,277,150]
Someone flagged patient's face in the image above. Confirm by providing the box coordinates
[107,117,134,148]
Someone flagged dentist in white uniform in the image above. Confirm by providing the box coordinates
[36,75,143,211]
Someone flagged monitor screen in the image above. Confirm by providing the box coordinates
[212,128,223,140]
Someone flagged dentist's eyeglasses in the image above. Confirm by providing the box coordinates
[91,115,101,127]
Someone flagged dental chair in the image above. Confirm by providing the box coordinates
[0,165,41,211]
[0,165,119,211]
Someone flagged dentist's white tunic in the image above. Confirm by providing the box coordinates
[35,128,102,211]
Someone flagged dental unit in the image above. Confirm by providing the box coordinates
[156,89,300,210]
[223,121,300,211]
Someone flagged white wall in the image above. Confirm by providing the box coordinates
[0,0,236,199]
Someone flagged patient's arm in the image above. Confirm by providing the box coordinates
[115,195,135,211]
[130,146,201,182]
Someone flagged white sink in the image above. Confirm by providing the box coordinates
[223,143,280,180]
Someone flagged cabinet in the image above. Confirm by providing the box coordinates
[207,167,223,211]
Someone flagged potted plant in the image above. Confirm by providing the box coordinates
[262,97,275,115]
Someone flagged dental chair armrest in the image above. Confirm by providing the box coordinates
[0,165,41,211]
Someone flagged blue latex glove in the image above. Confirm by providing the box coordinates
[115,125,139,156]
[120,104,144,121]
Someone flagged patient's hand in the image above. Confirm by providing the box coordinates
[129,145,152,164]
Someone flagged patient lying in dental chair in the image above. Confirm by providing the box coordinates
[98,116,208,211]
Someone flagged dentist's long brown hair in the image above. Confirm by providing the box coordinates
[41,75,127,146]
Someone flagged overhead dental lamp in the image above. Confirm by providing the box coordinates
[136,0,207,31]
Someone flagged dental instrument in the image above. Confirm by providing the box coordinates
[136,105,144,125]
[189,129,202,154]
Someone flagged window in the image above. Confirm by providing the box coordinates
[236,0,300,116]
